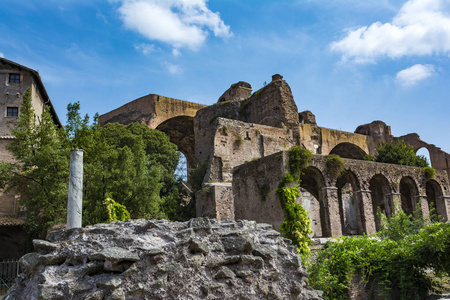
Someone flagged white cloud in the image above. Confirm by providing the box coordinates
[331,0,450,63]
[396,64,435,86]
[0,52,4,58]
[134,43,156,55]
[116,0,232,52]
[163,62,183,74]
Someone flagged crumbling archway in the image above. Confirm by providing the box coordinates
[329,143,367,160]
[299,166,328,237]
[336,171,365,235]
[155,116,196,171]
[425,180,446,219]
[369,174,392,231]
[399,176,419,215]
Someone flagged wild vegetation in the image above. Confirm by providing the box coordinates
[275,146,313,261]
[0,90,192,239]
[364,140,430,168]
[308,204,450,300]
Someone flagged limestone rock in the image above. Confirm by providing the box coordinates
[3,218,323,300]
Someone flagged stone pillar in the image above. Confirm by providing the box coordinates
[320,186,341,237]
[355,190,376,235]
[441,196,450,221]
[415,195,429,218]
[386,192,402,214]
[67,149,83,229]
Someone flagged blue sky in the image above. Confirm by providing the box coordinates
[1,0,449,154]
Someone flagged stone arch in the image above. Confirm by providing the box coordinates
[336,171,365,235]
[416,147,432,167]
[425,180,447,219]
[369,174,392,231]
[399,176,419,215]
[329,143,367,160]
[299,166,328,237]
[155,116,196,171]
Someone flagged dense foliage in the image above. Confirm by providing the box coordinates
[0,90,190,238]
[308,204,450,300]
[326,154,346,178]
[365,140,429,167]
[276,146,313,261]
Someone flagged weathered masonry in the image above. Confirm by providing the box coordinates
[100,74,450,237]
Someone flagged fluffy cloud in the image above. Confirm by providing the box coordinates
[163,62,183,74]
[117,0,232,52]
[396,64,435,86]
[331,0,450,63]
[134,43,156,55]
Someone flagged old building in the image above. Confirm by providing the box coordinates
[100,74,450,238]
[0,57,60,259]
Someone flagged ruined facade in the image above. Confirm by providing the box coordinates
[100,74,450,237]
[0,58,60,259]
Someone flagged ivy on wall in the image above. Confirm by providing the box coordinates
[275,146,313,261]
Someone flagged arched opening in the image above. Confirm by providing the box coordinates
[425,180,446,219]
[299,166,328,237]
[416,147,432,167]
[329,143,367,160]
[175,152,188,181]
[369,174,392,231]
[336,171,365,235]
[155,116,196,171]
[399,177,419,215]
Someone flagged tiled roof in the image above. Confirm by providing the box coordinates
[0,215,25,226]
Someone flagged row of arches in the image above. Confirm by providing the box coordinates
[299,166,447,237]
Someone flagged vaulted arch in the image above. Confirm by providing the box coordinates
[425,180,446,219]
[329,143,367,160]
[400,176,419,215]
[336,171,365,235]
[369,174,392,231]
[300,166,328,237]
[156,116,196,171]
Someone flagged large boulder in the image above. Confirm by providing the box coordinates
[3,218,323,300]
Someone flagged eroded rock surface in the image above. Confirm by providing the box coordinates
[3,218,323,300]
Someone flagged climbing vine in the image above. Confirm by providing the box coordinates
[275,146,313,261]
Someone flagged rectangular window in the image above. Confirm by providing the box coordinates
[7,107,18,117]
[9,74,20,84]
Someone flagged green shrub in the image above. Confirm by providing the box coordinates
[326,154,346,178]
[374,140,428,167]
[422,166,435,180]
[308,207,450,300]
[235,136,243,146]
[275,146,313,261]
[288,145,313,175]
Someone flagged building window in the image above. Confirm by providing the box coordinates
[7,107,19,117]
[9,74,20,84]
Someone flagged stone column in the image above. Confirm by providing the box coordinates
[355,190,376,235]
[67,149,83,229]
[441,196,450,221]
[320,186,341,237]
[415,195,429,218]
[386,192,402,214]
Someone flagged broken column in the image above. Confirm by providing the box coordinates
[67,149,83,229]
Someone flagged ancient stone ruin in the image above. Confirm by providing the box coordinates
[99,74,450,238]
[3,218,323,300]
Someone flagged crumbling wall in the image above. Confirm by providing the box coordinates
[4,218,323,300]
[233,152,450,236]
[300,124,371,157]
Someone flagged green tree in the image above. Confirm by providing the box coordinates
[371,140,429,167]
[0,95,187,238]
